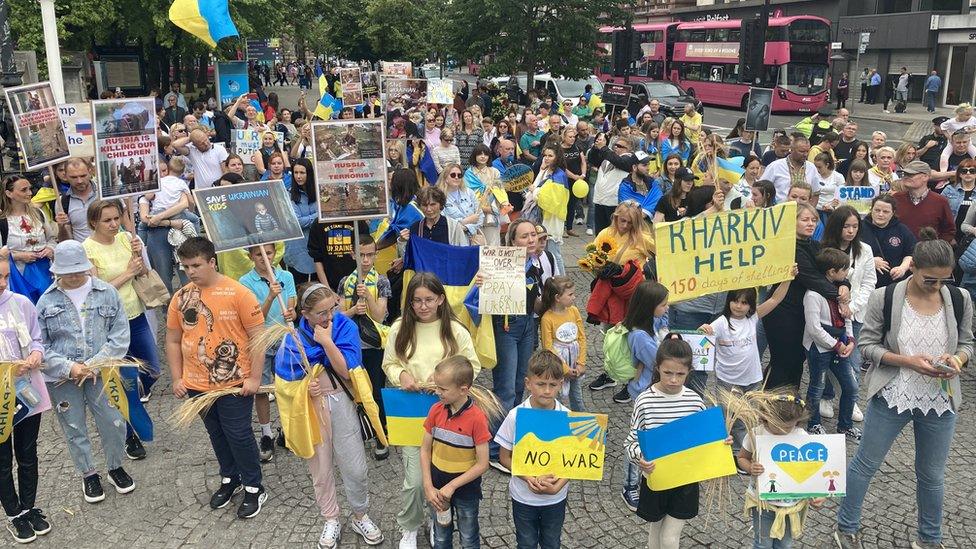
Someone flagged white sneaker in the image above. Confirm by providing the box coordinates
[585,228,593,236]
[318,519,341,549]
[398,528,418,549]
[852,403,864,423]
[351,514,384,545]
[819,400,835,419]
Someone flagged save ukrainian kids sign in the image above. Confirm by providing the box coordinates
[654,203,797,302]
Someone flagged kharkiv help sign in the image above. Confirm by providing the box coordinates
[654,203,797,301]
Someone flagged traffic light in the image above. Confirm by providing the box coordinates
[612,29,634,77]
[739,17,766,84]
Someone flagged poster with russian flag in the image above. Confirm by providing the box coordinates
[638,407,736,490]
[58,102,95,158]
[381,388,439,447]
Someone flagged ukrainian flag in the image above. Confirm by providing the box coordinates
[716,156,746,186]
[103,367,153,442]
[380,198,424,243]
[314,67,342,120]
[536,169,570,221]
[381,388,439,446]
[168,0,239,48]
[402,237,496,369]
[637,407,736,490]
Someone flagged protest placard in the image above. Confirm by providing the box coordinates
[339,67,364,107]
[835,185,876,215]
[745,88,773,132]
[381,388,439,447]
[478,246,527,315]
[384,78,427,138]
[380,61,412,78]
[427,78,454,105]
[511,408,608,481]
[3,82,70,170]
[312,119,390,222]
[601,83,632,107]
[92,97,160,199]
[194,180,304,253]
[673,330,716,371]
[757,432,846,500]
[362,71,379,95]
[654,203,797,302]
[639,407,736,490]
[232,129,285,163]
[58,102,95,158]
[216,61,249,107]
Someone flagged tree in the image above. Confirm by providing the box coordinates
[447,0,633,90]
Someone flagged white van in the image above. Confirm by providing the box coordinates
[531,73,604,106]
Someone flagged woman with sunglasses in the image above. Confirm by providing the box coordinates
[834,228,971,549]
[437,162,484,245]
[948,159,976,240]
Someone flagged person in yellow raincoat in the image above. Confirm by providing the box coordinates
[274,283,385,546]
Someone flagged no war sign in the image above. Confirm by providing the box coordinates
[654,203,797,301]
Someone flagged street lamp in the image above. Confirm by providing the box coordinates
[38,0,65,102]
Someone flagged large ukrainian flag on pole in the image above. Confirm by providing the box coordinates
[168,0,239,48]
[402,237,496,369]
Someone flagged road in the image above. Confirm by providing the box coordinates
[700,105,914,146]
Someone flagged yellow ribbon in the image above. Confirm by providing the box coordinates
[0,363,17,444]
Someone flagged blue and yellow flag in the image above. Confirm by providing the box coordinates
[104,367,153,442]
[380,199,424,243]
[168,0,239,48]
[381,388,439,446]
[402,237,496,369]
[638,407,735,490]
[536,169,570,221]
[618,179,663,220]
[716,156,746,185]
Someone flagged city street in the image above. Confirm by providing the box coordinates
[23,234,976,548]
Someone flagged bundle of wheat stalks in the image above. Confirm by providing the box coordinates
[418,381,503,421]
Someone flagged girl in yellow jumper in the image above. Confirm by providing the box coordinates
[539,276,587,411]
[381,273,480,548]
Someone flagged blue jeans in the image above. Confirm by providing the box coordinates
[432,496,480,549]
[586,177,596,231]
[47,378,126,475]
[191,391,262,488]
[545,239,565,276]
[565,376,583,412]
[623,459,640,490]
[838,395,957,543]
[669,308,713,397]
[144,225,187,294]
[490,314,537,460]
[805,345,858,432]
[125,313,160,438]
[512,498,566,549]
[753,508,793,548]
[924,90,937,112]
[823,320,862,402]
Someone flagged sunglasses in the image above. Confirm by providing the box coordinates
[448,172,462,178]
[613,143,627,149]
[960,168,976,175]
[920,275,954,287]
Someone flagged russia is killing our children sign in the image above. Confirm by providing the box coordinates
[92,97,160,199]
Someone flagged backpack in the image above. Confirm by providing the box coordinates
[603,323,637,383]
[881,282,963,341]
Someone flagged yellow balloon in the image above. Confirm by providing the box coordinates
[572,179,588,198]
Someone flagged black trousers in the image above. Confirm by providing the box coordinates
[594,204,617,236]
[762,311,806,391]
[859,83,867,103]
[0,413,41,517]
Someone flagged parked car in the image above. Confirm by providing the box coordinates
[627,80,704,117]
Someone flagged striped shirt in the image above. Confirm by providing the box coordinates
[626,386,705,462]
[424,398,491,500]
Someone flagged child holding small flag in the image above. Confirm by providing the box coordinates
[625,335,714,549]
[421,356,491,549]
[495,350,570,549]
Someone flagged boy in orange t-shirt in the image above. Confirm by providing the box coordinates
[166,237,267,519]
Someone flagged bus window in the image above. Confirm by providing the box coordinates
[783,63,828,95]
[690,29,706,41]
[723,64,741,84]
[759,65,779,88]
[788,20,830,42]
[729,29,741,42]
[714,28,730,42]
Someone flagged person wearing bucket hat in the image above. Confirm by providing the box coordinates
[36,240,135,506]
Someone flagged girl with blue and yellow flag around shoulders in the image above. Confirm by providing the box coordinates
[273,283,385,547]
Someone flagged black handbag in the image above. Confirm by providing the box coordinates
[321,361,376,442]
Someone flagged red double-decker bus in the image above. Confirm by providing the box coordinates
[596,16,830,113]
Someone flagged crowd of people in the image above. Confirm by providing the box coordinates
[0,65,972,549]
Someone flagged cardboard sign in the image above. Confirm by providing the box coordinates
[639,407,736,490]
[340,67,364,107]
[91,97,160,199]
[511,408,608,481]
[311,119,390,222]
[427,78,454,105]
[654,203,797,302]
[478,246,527,315]
[381,388,439,447]
[745,88,773,132]
[602,83,632,107]
[380,61,412,79]
[362,71,379,96]
[673,330,716,371]
[3,82,70,170]
[835,185,876,215]
[58,102,95,158]
[757,432,846,500]
[384,78,427,139]
[216,61,249,107]
[194,180,304,253]
[232,129,285,163]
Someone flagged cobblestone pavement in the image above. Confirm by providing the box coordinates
[25,232,976,548]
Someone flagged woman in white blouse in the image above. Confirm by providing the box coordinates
[0,176,56,300]
[834,228,972,549]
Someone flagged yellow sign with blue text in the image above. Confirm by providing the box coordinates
[511,408,608,481]
[654,203,797,302]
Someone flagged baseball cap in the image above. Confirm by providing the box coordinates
[933,116,949,125]
[900,160,931,176]
[675,167,699,181]
[50,240,94,275]
[634,151,653,164]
